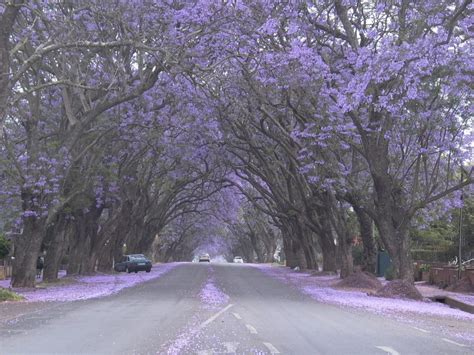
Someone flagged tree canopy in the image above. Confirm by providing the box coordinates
[0,0,472,287]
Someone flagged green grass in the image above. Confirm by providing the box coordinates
[0,287,24,302]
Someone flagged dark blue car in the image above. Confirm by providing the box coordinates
[114,254,152,273]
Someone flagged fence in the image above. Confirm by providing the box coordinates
[429,266,474,287]
[0,261,12,280]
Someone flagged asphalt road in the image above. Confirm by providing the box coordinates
[0,263,472,354]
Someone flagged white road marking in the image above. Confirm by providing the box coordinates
[223,341,239,353]
[442,338,466,347]
[375,346,400,355]
[200,304,234,328]
[232,312,242,320]
[263,342,280,354]
[245,324,258,334]
[411,326,430,333]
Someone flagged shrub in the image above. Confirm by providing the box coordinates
[0,288,24,302]
[419,264,431,272]
[0,234,10,259]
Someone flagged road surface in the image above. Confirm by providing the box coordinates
[0,263,472,354]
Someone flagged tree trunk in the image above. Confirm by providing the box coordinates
[97,241,114,272]
[377,219,414,282]
[363,128,414,282]
[67,205,102,275]
[248,230,264,262]
[43,217,69,282]
[339,232,354,278]
[354,207,376,273]
[11,217,45,287]
[320,232,337,272]
[283,237,295,268]
[294,239,307,269]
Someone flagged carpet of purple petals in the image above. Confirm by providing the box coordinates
[166,267,230,354]
[199,266,229,309]
[0,263,178,302]
[252,264,474,321]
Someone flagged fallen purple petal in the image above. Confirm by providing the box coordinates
[2,263,179,302]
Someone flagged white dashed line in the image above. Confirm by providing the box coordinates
[411,326,430,333]
[245,324,258,334]
[375,346,400,355]
[263,342,280,354]
[232,312,242,320]
[442,338,466,347]
[200,304,234,328]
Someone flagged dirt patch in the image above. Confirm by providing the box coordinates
[446,277,474,293]
[373,280,424,300]
[335,272,382,290]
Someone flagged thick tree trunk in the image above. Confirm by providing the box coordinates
[97,241,115,272]
[294,239,307,269]
[339,233,354,278]
[377,219,414,281]
[363,128,415,282]
[354,207,376,273]
[67,222,90,275]
[301,233,318,270]
[43,217,70,282]
[320,232,337,272]
[248,230,264,262]
[67,205,102,275]
[283,237,295,268]
[11,217,45,287]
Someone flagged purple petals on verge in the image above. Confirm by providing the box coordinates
[5,263,178,302]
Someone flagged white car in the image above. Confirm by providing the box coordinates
[233,256,244,263]
[199,254,210,262]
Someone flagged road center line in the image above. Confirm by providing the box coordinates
[263,342,280,354]
[375,346,400,355]
[232,312,242,320]
[200,304,234,329]
[245,324,258,334]
[442,338,466,347]
[411,326,430,333]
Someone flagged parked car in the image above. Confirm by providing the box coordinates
[114,255,152,273]
[233,256,244,263]
[199,254,210,262]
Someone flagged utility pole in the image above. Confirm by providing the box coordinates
[458,167,464,280]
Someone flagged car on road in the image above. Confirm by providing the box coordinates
[199,254,210,262]
[233,256,244,263]
[114,254,152,273]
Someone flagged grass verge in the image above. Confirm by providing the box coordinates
[0,287,24,302]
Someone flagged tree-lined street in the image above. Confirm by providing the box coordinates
[0,1,473,353]
[1,263,472,354]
